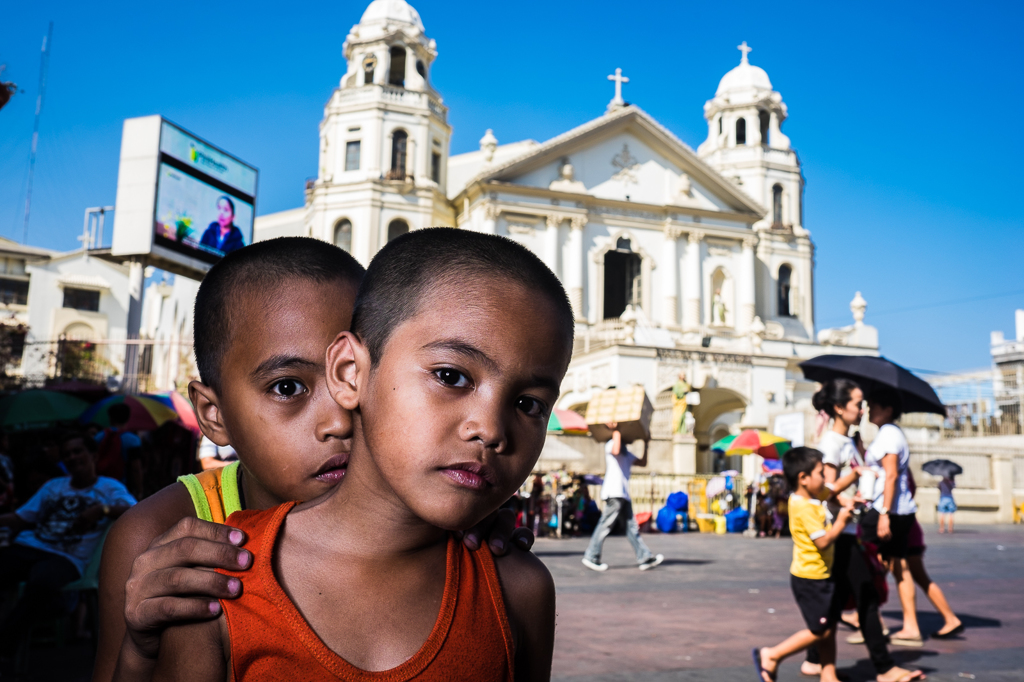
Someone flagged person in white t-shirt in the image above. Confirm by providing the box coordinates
[582,423,663,572]
[0,431,136,656]
[801,379,916,682]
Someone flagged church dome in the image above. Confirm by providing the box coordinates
[715,43,772,96]
[359,0,425,32]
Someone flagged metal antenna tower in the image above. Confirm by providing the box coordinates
[22,22,53,244]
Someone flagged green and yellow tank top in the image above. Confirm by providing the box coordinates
[177,461,243,523]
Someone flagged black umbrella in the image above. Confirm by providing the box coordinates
[922,459,963,478]
[798,355,946,416]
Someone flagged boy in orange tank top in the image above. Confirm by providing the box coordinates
[98,239,533,682]
[154,228,571,681]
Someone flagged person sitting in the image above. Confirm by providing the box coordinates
[0,431,135,658]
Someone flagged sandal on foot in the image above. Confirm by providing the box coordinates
[753,648,776,682]
[889,635,924,647]
[932,623,964,639]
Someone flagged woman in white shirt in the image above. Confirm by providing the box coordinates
[801,380,918,682]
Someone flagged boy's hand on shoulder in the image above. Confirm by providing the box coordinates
[459,506,534,556]
[123,516,251,661]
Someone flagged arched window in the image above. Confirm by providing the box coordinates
[718,116,723,136]
[363,56,376,85]
[334,219,352,253]
[389,130,408,179]
[772,184,783,227]
[387,219,409,242]
[735,118,746,145]
[778,264,792,317]
[416,60,426,78]
[388,46,406,87]
[759,110,770,146]
[603,237,642,319]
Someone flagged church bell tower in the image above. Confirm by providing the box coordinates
[304,0,453,264]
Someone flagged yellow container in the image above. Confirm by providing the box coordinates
[714,515,727,535]
[695,514,716,533]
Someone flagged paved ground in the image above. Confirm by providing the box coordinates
[540,524,1024,681]
[9,524,1023,680]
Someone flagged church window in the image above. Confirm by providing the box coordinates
[772,184,783,227]
[603,237,642,320]
[778,264,793,317]
[63,287,100,312]
[362,56,376,85]
[388,46,406,87]
[390,130,408,179]
[345,141,361,171]
[735,118,746,145]
[416,60,426,78]
[387,219,409,242]
[334,219,352,253]
[431,152,441,183]
[718,116,723,136]
[759,110,770,145]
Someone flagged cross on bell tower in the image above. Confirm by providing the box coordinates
[737,41,752,64]
[606,68,630,112]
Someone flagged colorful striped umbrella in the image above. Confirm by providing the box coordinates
[711,429,792,460]
[143,392,201,433]
[81,394,180,432]
[547,408,589,435]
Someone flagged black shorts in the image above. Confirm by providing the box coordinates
[790,575,836,634]
[861,510,916,560]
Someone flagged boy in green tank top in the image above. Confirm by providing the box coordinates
[95,238,534,682]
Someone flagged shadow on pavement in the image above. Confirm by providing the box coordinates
[882,610,1001,631]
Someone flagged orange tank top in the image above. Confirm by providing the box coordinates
[218,502,515,681]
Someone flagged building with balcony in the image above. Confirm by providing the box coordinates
[991,309,1024,434]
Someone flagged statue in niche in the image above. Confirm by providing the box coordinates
[672,371,692,435]
[713,288,728,325]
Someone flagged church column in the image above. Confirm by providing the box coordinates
[545,214,561,276]
[683,230,704,330]
[566,215,587,321]
[738,236,757,333]
[482,204,498,234]
[662,220,682,327]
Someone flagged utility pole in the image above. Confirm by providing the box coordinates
[23,22,53,244]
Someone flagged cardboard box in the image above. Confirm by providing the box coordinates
[585,386,654,442]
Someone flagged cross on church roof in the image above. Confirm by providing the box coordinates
[737,41,752,64]
[607,68,629,107]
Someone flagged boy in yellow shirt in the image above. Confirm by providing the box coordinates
[755,447,852,682]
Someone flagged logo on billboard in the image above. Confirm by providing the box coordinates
[189,142,228,175]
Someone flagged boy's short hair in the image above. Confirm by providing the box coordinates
[60,429,98,454]
[194,237,366,392]
[782,446,823,489]
[350,228,574,365]
[107,403,131,426]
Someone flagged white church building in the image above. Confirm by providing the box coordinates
[253,0,880,473]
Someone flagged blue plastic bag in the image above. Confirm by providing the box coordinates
[656,506,677,533]
[725,507,749,533]
[666,491,689,511]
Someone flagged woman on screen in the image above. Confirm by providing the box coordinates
[200,196,245,254]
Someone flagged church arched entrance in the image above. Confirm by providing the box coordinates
[603,236,641,319]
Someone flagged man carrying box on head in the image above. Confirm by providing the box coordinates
[582,423,664,572]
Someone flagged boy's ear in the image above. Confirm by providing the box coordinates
[325,331,366,411]
[188,380,232,447]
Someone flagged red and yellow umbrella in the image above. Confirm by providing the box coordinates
[81,395,180,432]
[710,429,791,460]
[143,392,201,433]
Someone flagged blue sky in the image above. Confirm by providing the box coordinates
[2,0,1022,372]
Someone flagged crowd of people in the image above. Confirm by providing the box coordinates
[0,231,972,682]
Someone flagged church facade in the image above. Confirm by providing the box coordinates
[254,0,879,473]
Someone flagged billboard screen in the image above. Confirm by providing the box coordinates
[152,121,257,264]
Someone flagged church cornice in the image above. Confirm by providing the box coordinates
[457,105,766,218]
[464,180,758,230]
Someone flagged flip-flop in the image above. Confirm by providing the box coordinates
[932,623,965,639]
[752,648,776,682]
[838,615,859,631]
[889,635,925,647]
